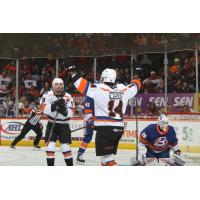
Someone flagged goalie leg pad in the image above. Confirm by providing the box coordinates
[159,158,175,166]
[173,154,185,166]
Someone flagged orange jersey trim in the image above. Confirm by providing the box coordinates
[46,152,55,156]
[41,103,47,112]
[80,142,88,149]
[139,135,148,145]
[77,78,88,94]
[63,152,72,158]
[131,79,141,90]
[84,109,93,114]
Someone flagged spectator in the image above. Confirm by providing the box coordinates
[6,101,16,118]
[0,71,12,97]
[159,35,168,45]
[140,35,148,46]
[40,81,51,96]
[147,102,159,117]
[24,73,37,89]
[139,54,152,79]
[151,34,159,47]
[143,71,162,93]
[19,101,32,117]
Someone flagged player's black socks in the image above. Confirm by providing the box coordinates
[64,158,73,166]
[46,151,55,166]
[47,158,55,166]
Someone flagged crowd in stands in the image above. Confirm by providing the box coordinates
[2,33,200,58]
[0,33,200,117]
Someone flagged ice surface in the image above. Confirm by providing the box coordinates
[0,146,199,166]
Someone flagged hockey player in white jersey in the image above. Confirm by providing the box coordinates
[134,114,185,166]
[40,78,75,166]
[67,66,141,166]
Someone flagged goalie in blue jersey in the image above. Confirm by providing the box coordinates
[134,114,185,166]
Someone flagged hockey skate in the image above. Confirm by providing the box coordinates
[33,145,41,150]
[76,154,85,165]
[10,145,16,149]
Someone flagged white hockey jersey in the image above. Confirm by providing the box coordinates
[74,77,140,127]
[40,91,75,124]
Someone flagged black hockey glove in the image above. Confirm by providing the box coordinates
[66,65,81,82]
[51,99,65,112]
[57,105,68,116]
[66,65,77,77]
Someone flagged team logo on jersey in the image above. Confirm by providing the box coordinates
[109,92,122,99]
[154,137,168,148]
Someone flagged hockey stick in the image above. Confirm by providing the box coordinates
[46,111,59,145]
[135,96,139,161]
[71,126,86,133]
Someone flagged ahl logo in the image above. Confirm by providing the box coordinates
[154,137,168,148]
[1,122,24,135]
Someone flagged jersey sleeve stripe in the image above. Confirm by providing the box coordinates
[84,109,93,114]
[139,135,148,145]
[131,79,141,91]
[76,78,89,94]
[100,88,111,92]
[41,103,47,112]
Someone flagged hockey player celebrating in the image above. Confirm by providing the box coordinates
[40,78,75,166]
[76,96,94,163]
[135,114,185,166]
[67,66,141,166]
[10,101,43,149]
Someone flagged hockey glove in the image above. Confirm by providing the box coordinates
[57,106,68,117]
[51,99,65,112]
[132,78,142,91]
[86,117,94,129]
[67,65,77,78]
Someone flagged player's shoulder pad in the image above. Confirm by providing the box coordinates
[117,83,127,90]
[43,90,53,97]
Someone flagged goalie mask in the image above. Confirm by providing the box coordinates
[52,78,64,95]
[157,115,169,132]
[100,68,116,83]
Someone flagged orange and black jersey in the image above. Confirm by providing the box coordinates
[72,77,141,127]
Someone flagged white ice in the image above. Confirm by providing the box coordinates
[0,146,199,166]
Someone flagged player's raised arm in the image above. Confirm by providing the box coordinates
[123,77,142,100]
[67,65,90,95]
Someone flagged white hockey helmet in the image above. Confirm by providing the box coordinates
[52,78,64,94]
[100,68,116,83]
[157,115,169,131]
[52,78,64,86]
